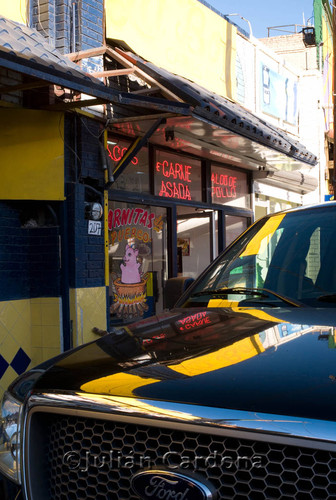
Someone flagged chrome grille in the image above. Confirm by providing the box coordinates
[26,410,336,500]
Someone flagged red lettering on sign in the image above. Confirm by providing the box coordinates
[211,173,237,199]
[108,208,163,231]
[114,208,121,227]
[156,160,192,182]
[133,208,143,225]
[108,209,113,230]
[107,144,138,165]
[121,209,130,226]
[159,181,191,200]
[147,213,155,229]
[139,211,148,227]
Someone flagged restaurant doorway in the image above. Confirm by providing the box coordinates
[176,206,218,280]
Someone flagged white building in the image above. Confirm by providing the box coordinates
[234,28,324,217]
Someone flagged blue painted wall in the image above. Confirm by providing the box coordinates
[0,202,60,301]
[31,0,103,53]
[65,114,105,290]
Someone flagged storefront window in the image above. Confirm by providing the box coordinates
[108,202,167,325]
[154,150,202,202]
[211,165,249,208]
[107,137,149,193]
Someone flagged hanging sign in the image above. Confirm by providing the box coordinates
[107,143,138,165]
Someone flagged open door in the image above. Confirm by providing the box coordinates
[176,206,217,279]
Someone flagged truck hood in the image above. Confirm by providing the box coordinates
[34,306,336,421]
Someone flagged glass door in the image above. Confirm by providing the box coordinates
[176,206,217,280]
[108,201,167,325]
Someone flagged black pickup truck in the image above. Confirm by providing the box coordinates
[2,202,336,500]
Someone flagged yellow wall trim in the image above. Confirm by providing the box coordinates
[0,297,61,398]
[70,287,107,346]
[0,109,65,200]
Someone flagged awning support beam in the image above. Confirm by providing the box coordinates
[0,80,48,94]
[106,117,166,188]
[43,97,109,111]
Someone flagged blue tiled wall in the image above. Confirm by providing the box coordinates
[81,0,103,50]
[29,0,106,290]
[28,226,61,297]
[0,203,29,300]
[0,202,60,301]
[65,115,105,289]
[31,0,104,55]
[31,0,56,47]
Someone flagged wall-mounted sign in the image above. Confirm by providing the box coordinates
[211,172,237,199]
[260,64,298,125]
[211,165,249,207]
[154,150,202,202]
[88,220,102,235]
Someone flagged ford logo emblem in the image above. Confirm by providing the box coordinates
[131,469,216,500]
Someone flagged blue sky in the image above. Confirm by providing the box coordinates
[201,0,315,38]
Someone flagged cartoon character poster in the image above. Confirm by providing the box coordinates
[108,206,163,320]
[110,243,149,319]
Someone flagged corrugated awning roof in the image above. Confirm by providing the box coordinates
[120,49,317,168]
[0,16,190,114]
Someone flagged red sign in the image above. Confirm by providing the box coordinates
[107,143,138,165]
[156,159,193,200]
[108,208,163,246]
[211,173,237,199]
[156,160,192,182]
[108,208,156,230]
[154,150,204,201]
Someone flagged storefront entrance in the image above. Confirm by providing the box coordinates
[107,136,253,327]
[108,203,220,326]
[177,206,217,279]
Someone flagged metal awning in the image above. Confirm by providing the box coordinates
[0,16,318,193]
[0,16,190,115]
[111,47,317,168]
[102,45,318,193]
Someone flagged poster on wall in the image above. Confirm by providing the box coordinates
[177,238,190,256]
[108,205,164,321]
[260,64,298,125]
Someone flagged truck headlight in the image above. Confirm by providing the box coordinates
[0,392,22,483]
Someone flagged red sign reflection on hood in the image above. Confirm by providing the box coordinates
[176,311,212,332]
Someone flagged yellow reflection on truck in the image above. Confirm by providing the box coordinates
[80,334,265,396]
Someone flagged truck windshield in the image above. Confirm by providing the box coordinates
[179,205,336,309]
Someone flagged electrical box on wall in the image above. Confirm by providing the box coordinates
[302,27,316,47]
